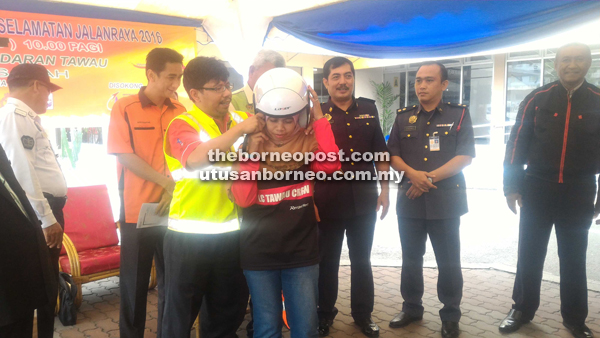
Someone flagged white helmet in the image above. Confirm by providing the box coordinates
[253,68,310,128]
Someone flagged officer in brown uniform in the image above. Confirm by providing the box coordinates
[387,61,475,338]
[315,57,390,338]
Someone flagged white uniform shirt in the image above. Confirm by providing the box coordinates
[0,98,67,228]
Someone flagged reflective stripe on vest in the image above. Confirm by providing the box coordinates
[168,217,240,234]
[164,107,248,234]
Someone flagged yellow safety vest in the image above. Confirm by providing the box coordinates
[164,105,248,234]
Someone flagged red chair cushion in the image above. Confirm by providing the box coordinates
[59,245,120,275]
[60,185,119,255]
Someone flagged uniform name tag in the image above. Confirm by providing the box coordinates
[21,135,34,150]
[355,114,374,119]
[404,126,417,131]
[429,135,440,151]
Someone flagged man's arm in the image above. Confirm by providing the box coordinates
[116,154,174,192]
[428,155,473,183]
[185,114,264,170]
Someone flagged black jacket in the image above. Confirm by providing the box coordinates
[504,81,600,195]
[0,144,56,326]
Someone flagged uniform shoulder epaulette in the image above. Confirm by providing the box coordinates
[356,97,376,105]
[13,108,28,117]
[445,102,468,108]
[397,105,418,114]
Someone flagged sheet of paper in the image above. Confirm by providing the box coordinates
[136,203,168,229]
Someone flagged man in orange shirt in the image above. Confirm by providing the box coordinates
[107,48,186,338]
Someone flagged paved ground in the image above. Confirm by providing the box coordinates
[47,266,600,338]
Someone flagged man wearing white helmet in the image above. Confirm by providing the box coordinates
[231,68,340,338]
[230,50,286,115]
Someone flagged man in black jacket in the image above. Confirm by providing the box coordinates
[0,143,56,338]
[499,43,600,338]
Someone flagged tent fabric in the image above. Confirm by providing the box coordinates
[0,0,203,27]
[269,0,600,59]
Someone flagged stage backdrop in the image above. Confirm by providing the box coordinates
[0,10,197,116]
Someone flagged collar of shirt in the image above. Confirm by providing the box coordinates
[417,100,445,119]
[6,97,38,118]
[190,105,232,134]
[559,79,585,98]
[138,86,176,109]
[327,97,357,113]
[243,84,254,104]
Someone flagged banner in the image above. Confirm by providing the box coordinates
[0,10,197,116]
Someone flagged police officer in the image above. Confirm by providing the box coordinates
[499,43,599,338]
[315,56,390,338]
[387,61,475,338]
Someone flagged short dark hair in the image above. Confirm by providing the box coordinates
[7,78,34,91]
[183,57,229,98]
[146,48,184,79]
[323,57,355,80]
[417,61,448,83]
[555,43,592,62]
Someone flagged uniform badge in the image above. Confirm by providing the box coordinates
[408,115,418,124]
[21,136,34,150]
[324,113,333,124]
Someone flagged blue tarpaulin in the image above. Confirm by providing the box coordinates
[269,0,600,58]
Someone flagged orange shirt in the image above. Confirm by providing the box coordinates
[107,87,186,223]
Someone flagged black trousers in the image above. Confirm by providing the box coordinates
[512,176,595,326]
[161,230,248,338]
[38,194,66,338]
[0,311,34,338]
[398,217,462,322]
[318,213,376,322]
[119,223,166,338]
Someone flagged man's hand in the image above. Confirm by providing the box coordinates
[406,185,425,200]
[156,190,173,217]
[247,132,268,154]
[238,113,265,135]
[506,193,522,215]
[163,179,176,195]
[406,170,437,192]
[376,191,390,220]
[43,222,63,248]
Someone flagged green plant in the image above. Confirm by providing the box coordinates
[370,81,400,136]
[60,128,82,168]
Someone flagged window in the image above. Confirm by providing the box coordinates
[463,64,493,144]
[506,60,541,122]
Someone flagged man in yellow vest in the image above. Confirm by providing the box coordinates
[161,56,264,338]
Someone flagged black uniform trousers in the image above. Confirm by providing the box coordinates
[398,216,462,322]
[119,223,166,338]
[318,212,377,321]
[0,311,34,338]
[512,175,595,326]
[161,229,248,338]
[38,193,66,338]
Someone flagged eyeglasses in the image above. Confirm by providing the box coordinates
[201,83,234,93]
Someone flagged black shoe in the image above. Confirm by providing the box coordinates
[564,322,594,338]
[499,309,529,333]
[389,311,423,328]
[442,321,460,338]
[318,318,332,337]
[354,318,380,338]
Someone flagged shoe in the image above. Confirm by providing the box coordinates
[564,322,594,338]
[442,321,460,338]
[389,311,423,328]
[354,318,380,338]
[498,309,529,333]
[318,318,332,336]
